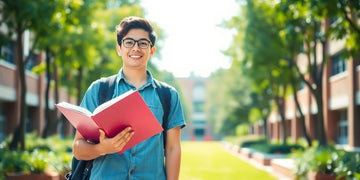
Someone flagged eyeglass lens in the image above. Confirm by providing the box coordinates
[122,38,151,49]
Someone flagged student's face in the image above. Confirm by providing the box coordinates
[116,29,156,70]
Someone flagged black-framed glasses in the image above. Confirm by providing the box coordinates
[122,38,152,49]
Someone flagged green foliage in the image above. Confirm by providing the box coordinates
[290,144,360,180]
[334,150,360,180]
[206,67,253,135]
[223,134,266,148]
[0,149,32,174]
[26,150,50,173]
[222,0,360,146]
[240,139,267,148]
[0,133,73,178]
[235,124,249,136]
[250,143,304,154]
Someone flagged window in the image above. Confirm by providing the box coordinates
[25,53,37,71]
[194,129,204,136]
[192,83,205,102]
[330,17,338,25]
[0,103,5,142]
[332,53,346,76]
[299,81,306,90]
[0,42,14,64]
[193,101,204,113]
[337,110,348,145]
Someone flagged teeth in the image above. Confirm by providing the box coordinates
[130,55,141,58]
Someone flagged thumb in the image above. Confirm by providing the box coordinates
[99,129,105,141]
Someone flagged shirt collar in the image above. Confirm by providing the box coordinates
[116,68,156,89]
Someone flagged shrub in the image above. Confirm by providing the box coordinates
[236,135,267,148]
[0,133,72,178]
[250,143,304,154]
[334,150,360,180]
[1,149,32,174]
[240,139,267,148]
[291,144,360,180]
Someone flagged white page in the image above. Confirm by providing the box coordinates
[93,89,135,115]
[57,102,92,116]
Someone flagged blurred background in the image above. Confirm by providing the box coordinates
[0,0,359,179]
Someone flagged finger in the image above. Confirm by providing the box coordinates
[114,127,132,140]
[122,131,134,145]
[99,129,105,141]
[117,131,134,150]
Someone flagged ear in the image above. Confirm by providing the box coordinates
[116,44,121,56]
[150,46,156,56]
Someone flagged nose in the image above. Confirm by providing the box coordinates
[132,42,141,49]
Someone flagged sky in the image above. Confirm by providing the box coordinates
[141,0,240,78]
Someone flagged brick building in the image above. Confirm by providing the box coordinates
[177,75,214,141]
[0,33,74,141]
[251,35,360,150]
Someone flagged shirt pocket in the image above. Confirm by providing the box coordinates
[148,105,163,125]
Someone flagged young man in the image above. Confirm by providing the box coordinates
[72,16,186,180]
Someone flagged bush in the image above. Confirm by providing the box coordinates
[235,135,267,148]
[0,149,32,174]
[0,133,73,178]
[240,139,267,148]
[289,144,360,180]
[250,143,304,154]
[334,150,360,180]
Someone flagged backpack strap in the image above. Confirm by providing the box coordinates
[153,79,171,147]
[99,75,117,105]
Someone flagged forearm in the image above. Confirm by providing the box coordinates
[73,133,104,160]
[73,128,134,160]
[165,145,181,180]
[73,140,104,160]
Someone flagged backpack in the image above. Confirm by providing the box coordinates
[65,75,171,180]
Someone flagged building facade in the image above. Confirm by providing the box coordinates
[0,36,74,142]
[252,31,360,150]
[177,75,214,141]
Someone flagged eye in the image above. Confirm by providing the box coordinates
[139,40,149,47]
[123,39,134,47]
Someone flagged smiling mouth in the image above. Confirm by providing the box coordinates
[129,55,142,58]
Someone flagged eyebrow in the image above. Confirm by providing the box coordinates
[123,37,150,41]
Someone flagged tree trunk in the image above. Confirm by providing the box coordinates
[314,86,327,146]
[314,39,328,147]
[291,77,312,146]
[76,66,83,105]
[261,109,270,143]
[42,48,53,138]
[53,58,63,137]
[9,23,26,150]
[276,96,287,145]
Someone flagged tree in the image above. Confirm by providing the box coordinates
[0,0,57,150]
[231,0,293,144]
[206,63,253,136]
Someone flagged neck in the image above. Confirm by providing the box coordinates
[123,68,148,89]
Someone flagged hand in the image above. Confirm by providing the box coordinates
[97,127,134,155]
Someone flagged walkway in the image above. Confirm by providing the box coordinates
[221,142,293,180]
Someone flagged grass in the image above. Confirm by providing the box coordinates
[180,141,278,180]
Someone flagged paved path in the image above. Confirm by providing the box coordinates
[221,141,293,180]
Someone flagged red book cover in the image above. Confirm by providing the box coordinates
[55,90,163,154]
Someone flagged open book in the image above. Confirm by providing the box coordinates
[55,90,163,154]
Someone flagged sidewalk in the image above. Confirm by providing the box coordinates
[221,141,294,180]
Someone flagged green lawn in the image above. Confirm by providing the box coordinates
[180,141,278,180]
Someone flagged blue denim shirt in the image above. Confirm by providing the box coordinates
[80,69,186,180]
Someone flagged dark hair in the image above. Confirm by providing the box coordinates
[116,16,156,47]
